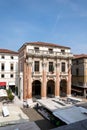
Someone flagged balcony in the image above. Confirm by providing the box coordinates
[47,72,56,78]
[32,72,42,78]
[60,72,68,78]
[60,72,68,76]
[32,71,56,78]
[27,49,73,59]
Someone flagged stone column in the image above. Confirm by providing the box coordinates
[41,62,47,99]
[27,62,32,99]
[19,73,23,101]
[55,63,60,97]
[67,61,71,97]
[23,62,27,99]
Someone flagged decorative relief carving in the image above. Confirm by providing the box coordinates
[32,78,41,82]
[47,77,55,82]
[28,62,32,66]
[26,59,32,66]
[60,75,67,80]
[42,62,47,68]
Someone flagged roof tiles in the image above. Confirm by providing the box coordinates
[0,49,18,54]
[25,41,70,49]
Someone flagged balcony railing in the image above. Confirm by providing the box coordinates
[32,71,69,78]
[60,72,68,76]
[27,49,73,58]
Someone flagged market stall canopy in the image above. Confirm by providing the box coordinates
[53,106,87,124]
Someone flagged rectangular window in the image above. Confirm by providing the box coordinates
[61,62,65,72]
[34,47,39,52]
[49,62,54,72]
[49,48,53,54]
[1,74,4,78]
[76,68,79,76]
[76,60,78,65]
[10,74,14,78]
[34,61,39,72]
[1,55,5,59]
[1,63,5,71]
[10,64,14,71]
[11,56,14,59]
[61,50,65,54]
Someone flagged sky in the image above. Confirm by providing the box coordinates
[0,0,87,54]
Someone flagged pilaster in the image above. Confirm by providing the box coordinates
[55,63,60,97]
[23,61,27,99]
[27,61,32,99]
[41,61,47,98]
[67,60,72,96]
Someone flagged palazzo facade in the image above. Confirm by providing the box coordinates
[18,42,73,101]
[72,54,87,98]
[0,49,18,92]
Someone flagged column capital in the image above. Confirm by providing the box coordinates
[26,59,32,66]
[28,62,32,66]
[42,62,47,67]
[68,60,72,66]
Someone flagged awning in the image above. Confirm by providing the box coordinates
[0,82,6,86]
[0,89,7,97]
[9,82,15,85]
[53,106,87,124]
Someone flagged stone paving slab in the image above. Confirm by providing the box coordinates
[0,104,29,126]
[0,122,40,130]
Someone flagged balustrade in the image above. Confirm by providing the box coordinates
[27,49,73,58]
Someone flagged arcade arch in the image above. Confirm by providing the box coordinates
[47,80,55,97]
[32,80,41,99]
[60,79,67,97]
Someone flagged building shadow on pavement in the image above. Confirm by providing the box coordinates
[35,119,56,130]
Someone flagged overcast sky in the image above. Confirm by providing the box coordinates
[0,0,87,54]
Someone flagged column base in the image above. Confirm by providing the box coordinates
[67,95,71,97]
[41,97,47,99]
[55,96,60,98]
[27,98,33,105]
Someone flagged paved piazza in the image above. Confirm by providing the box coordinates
[0,104,29,126]
[0,97,86,130]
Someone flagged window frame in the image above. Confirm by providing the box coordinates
[49,62,54,72]
[10,63,14,71]
[1,55,5,59]
[49,48,53,54]
[61,49,65,54]
[1,74,5,78]
[1,63,5,71]
[61,62,66,72]
[34,61,39,72]
[10,74,14,78]
[11,56,14,59]
[34,47,39,53]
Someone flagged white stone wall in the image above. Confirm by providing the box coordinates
[0,54,18,89]
[26,44,72,74]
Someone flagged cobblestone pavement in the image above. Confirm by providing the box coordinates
[22,108,56,130]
